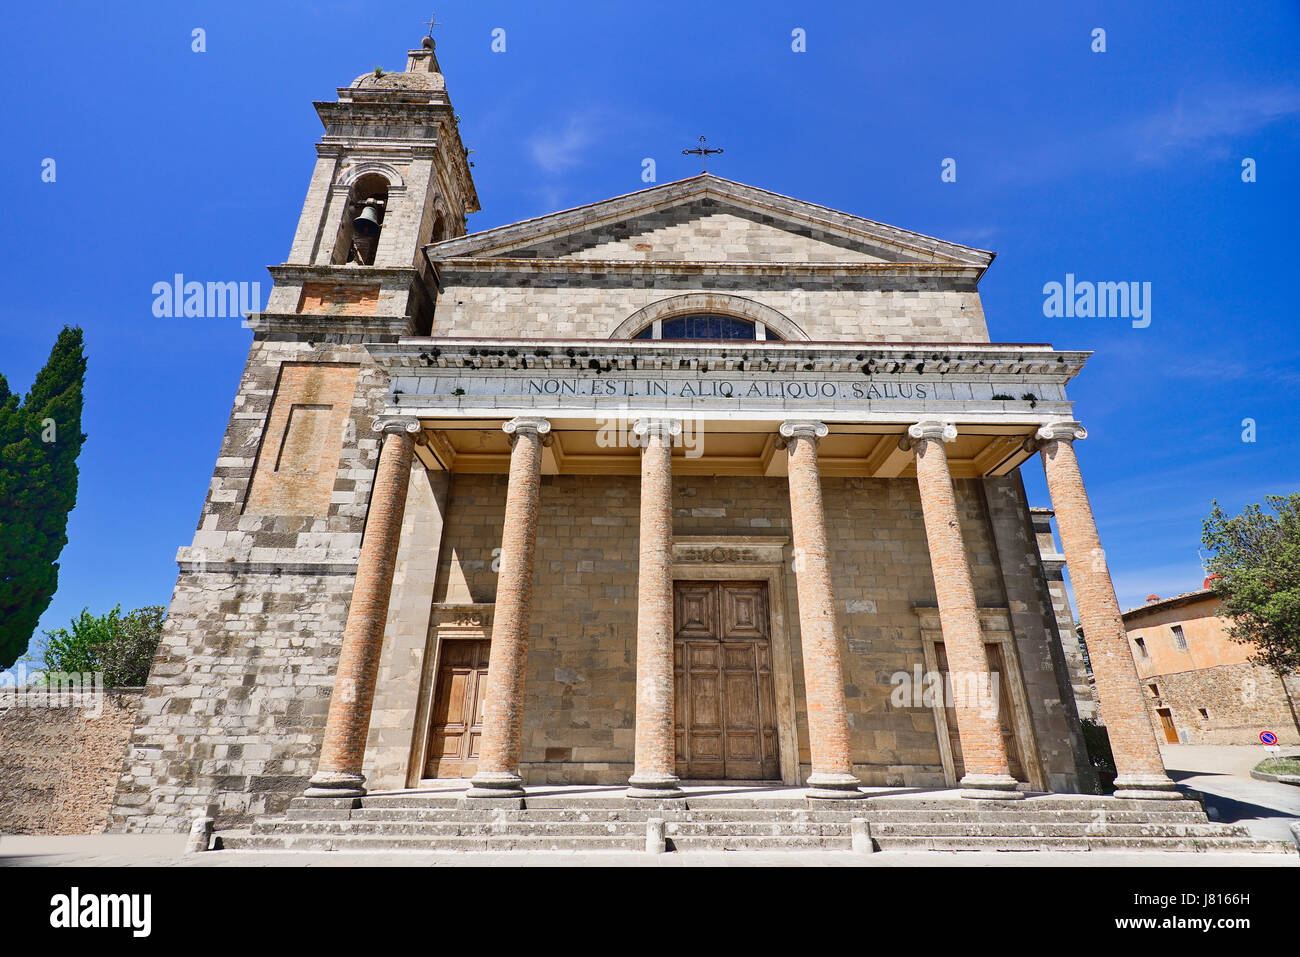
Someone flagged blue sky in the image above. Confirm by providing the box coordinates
[2,1,1298,662]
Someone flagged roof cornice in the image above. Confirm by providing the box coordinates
[425,175,995,270]
[430,258,986,280]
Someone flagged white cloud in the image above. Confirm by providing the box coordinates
[528,113,602,174]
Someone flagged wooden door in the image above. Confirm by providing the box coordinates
[1157,708,1179,744]
[423,639,491,778]
[674,581,780,780]
[935,641,1026,783]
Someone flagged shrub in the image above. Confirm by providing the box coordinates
[42,604,164,687]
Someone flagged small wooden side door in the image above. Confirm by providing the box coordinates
[1157,708,1179,744]
[423,639,491,778]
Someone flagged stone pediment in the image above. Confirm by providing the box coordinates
[426,175,994,269]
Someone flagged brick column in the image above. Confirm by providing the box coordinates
[780,420,862,799]
[467,416,550,798]
[907,421,1022,799]
[305,415,420,798]
[628,418,683,799]
[1034,421,1177,799]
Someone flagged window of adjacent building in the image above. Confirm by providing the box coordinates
[1147,682,1159,698]
[1133,636,1148,658]
[1171,625,1188,650]
[1198,708,1209,720]
[632,314,784,341]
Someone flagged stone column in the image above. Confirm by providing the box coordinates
[628,418,683,798]
[306,415,420,799]
[780,420,862,798]
[467,416,550,798]
[907,421,1021,799]
[1034,421,1177,799]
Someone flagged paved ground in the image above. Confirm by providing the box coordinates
[0,844,1295,867]
[1162,744,1300,842]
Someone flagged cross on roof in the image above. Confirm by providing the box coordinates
[682,135,724,172]
[424,11,442,38]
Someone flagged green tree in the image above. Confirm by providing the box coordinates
[1202,494,1300,732]
[42,604,165,687]
[0,327,87,669]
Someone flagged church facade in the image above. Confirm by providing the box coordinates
[110,39,1178,832]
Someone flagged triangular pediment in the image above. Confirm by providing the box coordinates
[427,175,993,268]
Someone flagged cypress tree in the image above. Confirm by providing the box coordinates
[0,327,87,669]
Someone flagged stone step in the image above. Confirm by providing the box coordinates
[873,836,1294,853]
[255,816,1251,842]
[296,804,1213,827]
[327,807,866,824]
[868,821,1250,839]
[224,833,644,852]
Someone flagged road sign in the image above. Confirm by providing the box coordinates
[1260,731,1278,746]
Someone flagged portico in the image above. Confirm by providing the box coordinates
[302,336,1177,803]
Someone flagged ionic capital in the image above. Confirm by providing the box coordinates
[632,417,683,444]
[1034,420,1088,445]
[502,416,552,438]
[371,415,421,437]
[907,420,958,444]
[778,420,829,444]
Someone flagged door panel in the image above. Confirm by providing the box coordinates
[424,639,491,778]
[675,581,780,780]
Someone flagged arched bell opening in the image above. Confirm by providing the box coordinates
[333,173,390,265]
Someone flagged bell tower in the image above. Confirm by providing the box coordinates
[109,37,479,831]
[260,35,479,337]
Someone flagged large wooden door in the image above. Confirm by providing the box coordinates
[674,581,780,780]
[423,639,491,778]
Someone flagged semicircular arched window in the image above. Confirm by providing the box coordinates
[631,314,785,341]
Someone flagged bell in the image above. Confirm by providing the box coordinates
[352,200,384,238]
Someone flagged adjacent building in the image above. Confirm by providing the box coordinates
[1124,588,1300,746]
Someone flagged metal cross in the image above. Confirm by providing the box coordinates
[424,11,442,37]
[682,136,724,172]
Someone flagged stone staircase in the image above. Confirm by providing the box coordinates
[219,790,1295,854]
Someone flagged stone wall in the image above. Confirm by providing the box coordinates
[1147,662,1300,746]
[434,270,989,343]
[109,334,392,833]
[0,690,141,835]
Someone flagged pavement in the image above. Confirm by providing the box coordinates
[0,844,1295,867]
[1162,744,1300,842]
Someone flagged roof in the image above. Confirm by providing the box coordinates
[1121,588,1218,621]
[427,174,997,271]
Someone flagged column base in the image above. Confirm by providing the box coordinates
[805,771,864,800]
[303,770,367,800]
[466,770,526,799]
[626,772,683,800]
[1112,773,1182,800]
[959,773,1025,800]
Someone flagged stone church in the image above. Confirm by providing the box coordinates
[109,36,1188,839]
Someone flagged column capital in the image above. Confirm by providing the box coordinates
[632,417,683,444]
[1033,420,1088,445]
[778,419,829,442]
[907,420,958,444]
[371,415,421,436]
[502,415,552,438]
